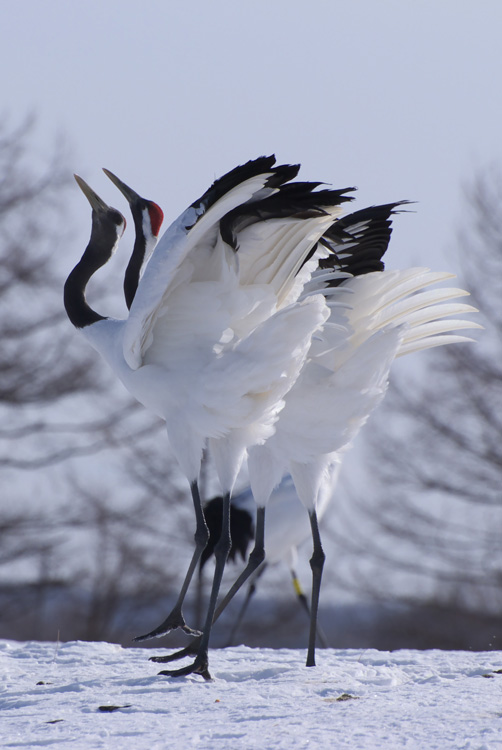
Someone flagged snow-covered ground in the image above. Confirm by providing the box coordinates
[2,640,502,749]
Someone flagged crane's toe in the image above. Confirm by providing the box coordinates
[150,638,201,663]
[158,653,212,681]
[134,610,201,642]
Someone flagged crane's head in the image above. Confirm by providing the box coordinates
[65,176,127,329]
[74,174,126,252]
[102,169,164,309]
[102,168,164,241]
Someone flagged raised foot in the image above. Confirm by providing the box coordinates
[150,638,201,664]
[133,611,202,643]
[158,654,212,681]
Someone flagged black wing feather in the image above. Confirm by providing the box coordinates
[189,156,300,220]
[318,201,411,283]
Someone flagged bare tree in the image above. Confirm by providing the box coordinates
[0,116,121,469]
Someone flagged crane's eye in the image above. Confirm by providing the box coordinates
[110,209,126,228]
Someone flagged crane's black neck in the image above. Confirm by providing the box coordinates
[64,255,108,328]
[123,210,147,310]
[64,210,123,329]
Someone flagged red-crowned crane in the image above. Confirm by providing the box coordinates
[149,201,480,671]
[64,157,359,679]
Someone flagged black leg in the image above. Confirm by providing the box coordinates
[212,506,266,623]
[134,480,209,642]
[290,568,329,648]
[152,507,266,665]
[226,562,267,646]
[306,509,325,667]
[159,492,233,680]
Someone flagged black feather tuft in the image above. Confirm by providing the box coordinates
[318,201,411,283]
[264,162,301,188]
[200,496,254,570]
[189,156,278,217]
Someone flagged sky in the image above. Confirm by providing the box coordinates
[2,0,502,272]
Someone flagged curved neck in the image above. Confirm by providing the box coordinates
[64,250,108,328]
[64,214,121,329]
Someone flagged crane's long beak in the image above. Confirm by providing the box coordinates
[74,174,110,213]
[102,168,140,205]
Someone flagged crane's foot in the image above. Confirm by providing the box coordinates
[150,637,201,664]
[158,653,212,681]
[306,653,316,667]
[133,610,201,642]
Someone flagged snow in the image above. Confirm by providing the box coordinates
[2,640,502,749]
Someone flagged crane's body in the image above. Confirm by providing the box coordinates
[249,266,479,511]
[151,199,480,672]
[65,157,373,679]
[68,161,350,490]
[65,158,480,677]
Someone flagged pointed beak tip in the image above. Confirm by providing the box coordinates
[74,174,109,213]
[103,169,140,205]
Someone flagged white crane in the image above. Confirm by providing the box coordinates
[187,203,405,645]
[246,268,480,667]
[65,156,360,679]
[104,191,397,663]
[101,172,332,644]
[105,177,397,658]
[151,207,480,672]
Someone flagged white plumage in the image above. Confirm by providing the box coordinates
[74,171,338,490]
[242,265,479,665]
[65,156,360,679]
[249,267,479,509]
[151,200,479,672]
[65,158,480,676]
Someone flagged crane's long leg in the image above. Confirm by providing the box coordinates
[291,568,329,649]
[226,562,267,646]
[134,481,208,641]
[153,507,266,666]
[212,507,266,623]
[158,492,233,679]
[306,509,325,667]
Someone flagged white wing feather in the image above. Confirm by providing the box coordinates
[123,173,278,369]
[249,266,480,509]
